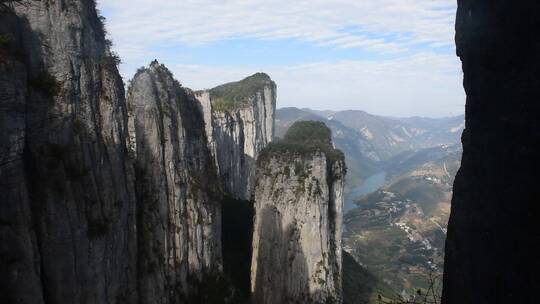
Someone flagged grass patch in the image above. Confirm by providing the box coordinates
[259,121,345,166]
[210,73,273,112]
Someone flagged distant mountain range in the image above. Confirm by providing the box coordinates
[277,108,464,162]
[276,107,463,189]
[276,107,464,301]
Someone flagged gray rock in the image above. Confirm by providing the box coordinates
[127,61,223,303]
[1,1,137,303]
[251,122,345,304]
[195,73,276,200]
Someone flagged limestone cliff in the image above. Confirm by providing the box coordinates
[195,73,276,200]
[127,62,223,303]
[443,1,540,303]
[251,121,345,304]
[0,1,136,303]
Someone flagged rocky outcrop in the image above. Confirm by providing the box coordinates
[443,1,540,304]
[0,1,136,303]
[127,62,223,303]
[195,73,276,200]
[251,121,345,304]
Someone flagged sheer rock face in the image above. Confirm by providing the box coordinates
[195,74,276,200]
[251,152,345,304]
[0,1,136,303]
[443,1,540,304]
[127,62,223,303]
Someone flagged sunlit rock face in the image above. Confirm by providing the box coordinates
[127,62,223,303]
[195,73,276,200]
[0,1,136,303]
[251,121,346,304]
[443,1,540,304]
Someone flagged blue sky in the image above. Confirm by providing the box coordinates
[98,0,464,118]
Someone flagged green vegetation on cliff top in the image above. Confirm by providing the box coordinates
[259,121,345,165]
[209,73,273,112]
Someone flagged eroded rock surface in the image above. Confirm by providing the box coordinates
[0,1,136,303]
[251,121,345,304]
[128,62,223,303]
[195,73,276,200]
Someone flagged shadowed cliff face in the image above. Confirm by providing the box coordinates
[443,1,540,303]
[127,62,223,303]
[0,1,136,303]
[1,3,228,303]
[252,206,310,304]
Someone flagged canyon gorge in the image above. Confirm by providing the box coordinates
[1,0,539,304]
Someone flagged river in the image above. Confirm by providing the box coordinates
[344,171,387,213]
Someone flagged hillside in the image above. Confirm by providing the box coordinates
[276,107,463,210]
[276,108,380,189]
[276,107,464,300]
[344,146,461,297]
[343,251,398,304]
[309,109,464,161]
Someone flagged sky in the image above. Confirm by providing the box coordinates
[98,0,465,118]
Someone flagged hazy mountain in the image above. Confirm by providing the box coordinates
[383,144,462,178]
[276,108,380,188]
[308,109,464,161]
[276,107,463,193]
[276,107,463,300]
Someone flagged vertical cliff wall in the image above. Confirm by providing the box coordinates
[251,121,345,304]
[0,1,136,303]
[195,73,276,200]
[443,1,540,303]
[127,62,223,303]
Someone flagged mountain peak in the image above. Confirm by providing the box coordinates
[207,73,275,112]
[260,120,345,165]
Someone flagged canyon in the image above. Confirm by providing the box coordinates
[1,0,538,303]
[128,62,223,302]
[0,1,279,302]
[195,74,276,201]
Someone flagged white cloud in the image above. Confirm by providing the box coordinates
[99,0,456,60]
[97,0,464,117]
[167,53,465,118]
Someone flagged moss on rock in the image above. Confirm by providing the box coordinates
[209,73,274,112]
[258,121,345,167]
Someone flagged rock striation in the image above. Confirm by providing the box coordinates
[1,2,228,303]
[251,121,346,304]
[443,1,540,304]
[195,73,276,200]
[127,62,223,303]
[0,1,136,303]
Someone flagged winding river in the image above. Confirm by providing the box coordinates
[344,171,387,213]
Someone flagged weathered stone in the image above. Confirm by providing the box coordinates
[443,1,540,303]
[251,122,345,304]
[127,61,223,303]
[195,73,276,200]
[0,1,137,303]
